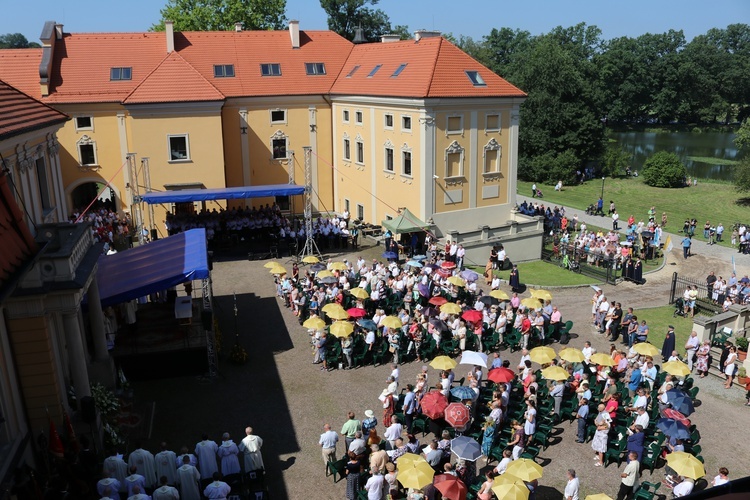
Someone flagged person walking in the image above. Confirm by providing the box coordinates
[319,424,338,473]
[681,236,692,259]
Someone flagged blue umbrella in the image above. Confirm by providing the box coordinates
[418,283,430,297]
[656,418,690,440]
[412,254,427,260]
[665,388,695,416]
[310,263,326,272]
[450,386,476,401]
[357,319,377,331]
[460,269,479,282]
[450,435,482,461]
[407,260,423,268]
[382,251,398,260]
[319,276,338,284]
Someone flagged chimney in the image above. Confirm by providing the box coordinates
[414,29,441,40]
[165,20,174,53]
[235,22,243,32]
[39,21,57,97]
[381,34,401,43]
[289,20,300,49]
[54,24,63,40]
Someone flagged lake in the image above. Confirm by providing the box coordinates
[611,130,742,180]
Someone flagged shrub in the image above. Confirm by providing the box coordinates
[520,150,579,185]
[642,151,687,188]
[736,336,748,352]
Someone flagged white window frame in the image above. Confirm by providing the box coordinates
[483,138,502,174]
[445,140,465,179]
[401,143,413,178]
[384,140,394,173]
[401,115,412,132]
[355,138,365,165]
[357,203,365,221]
[343,109,350,123]
[485,113,501,133]
[446,115,464,136]
[384,113,394,130]
[270,108,287,125]
[355,110,363,125]
[342,133,351,162]
[74,116,93,132]
[167,134,191,162]
[271,130,289,160]
[76,135,98,166]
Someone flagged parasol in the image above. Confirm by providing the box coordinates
[490,290,510,300]
[444,402,471,429]
[487,367,515,384]
[558,348,586,363]
[459,350,488,368]
[441,303,463,315]
[430,355,457,370]
[349,287,369,300]
[590,352,615,366]
[329,321,354,338]
[420,391,449,419]
[632,342,660,357]
[303,317,326,330]
[450,435,482,461]
[429,296,448,306]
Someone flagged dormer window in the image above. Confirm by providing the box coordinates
[367,64,382,77]
[110,67,132,81]
[305,63,326,75]
[260,63,282,76]
[465,70,486,86]
[213,64,235,78]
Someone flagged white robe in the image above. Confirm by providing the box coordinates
[203,481,231,499]
[176,464,201,500]
[194,440,219,478]
[128,449,157,487]
[239,434,264,472]
[102,456,128,492]
[155,450,177,485]
[152,485,180,500]
[217,440,240,476]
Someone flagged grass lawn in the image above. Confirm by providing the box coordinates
[518,178,748,249]
[633,305,693,353]
[469,260,599,287]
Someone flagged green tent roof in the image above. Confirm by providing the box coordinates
[381,208,429,234]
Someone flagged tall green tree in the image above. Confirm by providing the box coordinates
[152,0,287,31]
[482,27,532,78]
[0,33,41,48]
[319,0,406,42]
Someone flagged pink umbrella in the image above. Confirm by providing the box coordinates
[346,307,367,319]
[420,391,449,420]
[444,402,471,429]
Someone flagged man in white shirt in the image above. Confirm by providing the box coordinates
[364,470,385,500]
[564,469,579,500]
[672,477,694,497]
[632,407,650,431]
[617,452,640,499]
[684,331,700,371]
[383,416,403,449]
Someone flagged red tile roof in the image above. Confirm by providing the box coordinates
[0,172,38,296]
[0,79,68,141]
[123,52,224,104]
[0,49,44,99]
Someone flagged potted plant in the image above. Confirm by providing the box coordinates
[736,336,748,362]
[738,367,748,387]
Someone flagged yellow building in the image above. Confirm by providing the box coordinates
[0,21,543,261]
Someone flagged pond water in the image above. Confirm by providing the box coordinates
[611,130,743,180]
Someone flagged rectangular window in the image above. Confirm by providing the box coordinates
[486,114,500,131]
[447,116,463,134]
[367,64,382,77]
[402,151,412,176]
[78,143,97,166]
[35,157,52,210]
[357,203,364,220]
[344,199,350,213]
[484,149,499,173]
[260,63,282,76]
[275,195,290,211]
[385,147,394,172]
[213,64,235,78]
[346,65,360,78]
[402,116,412,131]
[391,64,407,77]
[168,135,190,161]
[305,62,326,75]
[384,114,394,129]
[75,116,93,131]
[272,138,287,159]
[110,67,132,80]
[343,109,350,122]
[446,152,462,178]
[356,141,364,164]
[355,111,363,124]
[343,138,351,160]
[270,109,286,124]
[465,70,486,86]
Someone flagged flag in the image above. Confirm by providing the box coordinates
[48,414,64,458]
[665,235,673,253]
[62,409,79,454]
[732,255,736,274]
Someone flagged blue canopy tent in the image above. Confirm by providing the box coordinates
[96,228,209,307]
[140,184,305,204]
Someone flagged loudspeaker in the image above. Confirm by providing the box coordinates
[201,310,213,330]
[80,396,97,424]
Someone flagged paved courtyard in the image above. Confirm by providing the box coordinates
[130,238,750,499]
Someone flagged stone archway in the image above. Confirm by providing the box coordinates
[67,178,121,216]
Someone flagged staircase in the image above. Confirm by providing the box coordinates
[706,345,745,390]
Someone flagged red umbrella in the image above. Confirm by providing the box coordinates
[662,408,691,427]
[429,296,448,306]
[420,391,449,420]
[346,307,367,319]
[444,402,471,429]
[441,261,457,270]
[461,310,483,324]
[437,268,452,278]
[487,367,516,384]
[433,473,468,500]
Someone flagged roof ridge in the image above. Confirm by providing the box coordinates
[424,37,443,97]
[122,52,172,103]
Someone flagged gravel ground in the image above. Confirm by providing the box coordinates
[130,237,750,500]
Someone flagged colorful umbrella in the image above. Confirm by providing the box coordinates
[661,408,690,427]
[447,276,466,287]
[491,474,529,500]
[590,352,615,366]
[319,276,338,284]
[349,287,369,300]
[460,269,479,282]
[429,296,449,306]
[263,261,281,268]
[301,256,320,264]
[413,254,427,260]
[444,402,471,429]
[433,473,468,500]
[656,418,691,440]
[665,388,695,416]
[529,346,556,365]
[269,266,287,275]
[420,391,449,420]
[346,307,367,319]
[329,321,354,338]
[633,342,660,357]
[666,451,705,479]
[441,303,462,315]
[382,251,398,260]
[520,297,542,309]
[327,308,350,321]
[302,317,326,330]
[357,319,378,331]
[450,386,476,401]
[396,452,423,468]
[441,261,457,270]
[397,457,435,489]
[662,360,691,377]
[558,348,586,363]
[450,435,482,461]
[541,366,569,381]
[316,270,335,279]
[329,261,348,271]
[430,355,457,370]
[437,267,452,278]
[505,458,544,481]
[530,289,553,302]
[490,290,509,300]
[461,310,483,323]
[459,350,488,368]
[322,303,344,314]
[428,318,448,332]
[418,283,431,297]
[487,367,515,384]
[381,316,403,329]
[407,260,423,268]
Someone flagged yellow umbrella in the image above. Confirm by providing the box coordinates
[447,276,466,287]
[662,360,691,377]
[301,255,320,264]
[530,289,553,302]
[269,266,287,275]
[327,308,350,321]
[441,303,462,315]
[316,270,334,278]
[329,321,354,338]
[381,316,403,329]
[585,495,614,500]
[590,352,615,366]
[302,317,326,330]
[558,347,586,363]
[520,297,542,309]
[633,342,660,357]
[491,474,529,500]
[505,458,544,481]
[666,451,705,480]
[263,261,281,269]
[490,290,509,300]
[430,356,457,370]
[349,287,369,300]
[322,303,345,314]
[397,458,435,489]
[329,261,348,271]
[541,366,569,381]
[395,452,423,467]
[529,346,556,365]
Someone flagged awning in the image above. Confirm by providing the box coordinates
[140,184,305,204]
[96,229,209,307]
[382,208,429,234]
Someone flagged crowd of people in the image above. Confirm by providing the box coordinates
[71,208,133,254]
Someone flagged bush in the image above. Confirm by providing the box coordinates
[601,146,631,178]
[642,151,687,188]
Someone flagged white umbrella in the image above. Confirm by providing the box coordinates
[459,350,488,368]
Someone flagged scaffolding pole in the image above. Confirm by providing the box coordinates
[299,146,321,260]
[141,157,155,238]
[127,153,145,246]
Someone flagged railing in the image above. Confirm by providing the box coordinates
[669,272,721,315]
[541,237,620,285]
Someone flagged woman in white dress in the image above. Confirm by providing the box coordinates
[724,346,738,389]
[591,404,611,467]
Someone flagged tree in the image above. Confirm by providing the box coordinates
[319,0,406,42]
[0,33,41,48]
[641,152,687,188]
[152,0,287,32]
[601,146,631,178]
[733,156,750,192]
[736,119,750,152]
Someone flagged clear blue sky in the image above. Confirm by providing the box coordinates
[3,0,748,44]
